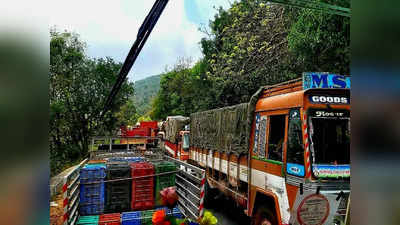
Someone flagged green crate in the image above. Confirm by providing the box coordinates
[141,209,156,225]
[154,162,176,206]
[77,215,99,225]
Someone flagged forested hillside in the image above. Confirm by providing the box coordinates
[133,75,161,115]
[150,0,350,120]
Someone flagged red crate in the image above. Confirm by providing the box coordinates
[139,121,158,129]
[126,127,150,137]
[99,213,120,225]
[130,162,154,210]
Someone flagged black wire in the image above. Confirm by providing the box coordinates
[103,0,170,114]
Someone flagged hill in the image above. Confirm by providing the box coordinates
[133,74,161,115]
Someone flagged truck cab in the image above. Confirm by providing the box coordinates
[248,73,350,225]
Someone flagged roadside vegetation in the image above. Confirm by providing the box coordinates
[150,0,349,119]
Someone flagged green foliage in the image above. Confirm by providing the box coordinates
[151,0,350,118]
[114,99,140,127]
[133,74,161,115]
[150,58,213,120]
[201,1,301,107]
[138,115,152,122]
[49,28,134,176]
[287,0,350,74]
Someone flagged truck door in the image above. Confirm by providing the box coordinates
[165,156,206,221]
[252,112,288,177]
[250,111,291,223]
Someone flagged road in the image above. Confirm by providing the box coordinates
[205,194,251,225]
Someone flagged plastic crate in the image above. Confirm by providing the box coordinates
[77,215,99,225]
[130,162,154,210]
[79,202,104,216]
[106,162,131,179]
[121,211,141,225]
[87,160,107,164]
[156,207,183,219]
[140,209,156,225]
[107,157,144,163]
[80,182,105,203]
[81,165,106,182]
[99,213,121,225]
[106,162,131,213]
[154,162,176,206]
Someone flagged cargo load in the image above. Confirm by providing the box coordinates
[190,103,251,154]
[164,116,189,143]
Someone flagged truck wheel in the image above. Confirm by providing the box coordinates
[251,207,277,225]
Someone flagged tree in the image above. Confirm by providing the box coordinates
[114,99,140,127]
[201,1,299,107]
[287,0,350,74]
[49,28,134,175]
[150,58,213,120]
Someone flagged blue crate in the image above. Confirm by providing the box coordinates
[79,202,104,216]
[108,157,144,163]
[80,166,106,183]
[80,182,105,203]
[155,206,183,218]
[172,207,183,219]
[121,211,141,225]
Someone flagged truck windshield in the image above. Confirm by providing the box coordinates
[183,133,189,150]
[309,110,350,165]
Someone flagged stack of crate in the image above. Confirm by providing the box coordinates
[105,161,131,213]
[154,161,177,206]
[130,162,155,210]
[79,164,106,215]
[77,215,99,225]
[99,213,121,225]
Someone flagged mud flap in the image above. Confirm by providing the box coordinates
[165,156,206,221]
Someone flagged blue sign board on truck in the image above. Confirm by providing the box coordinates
[303,73,350,90]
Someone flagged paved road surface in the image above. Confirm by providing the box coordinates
[205,194,251,225]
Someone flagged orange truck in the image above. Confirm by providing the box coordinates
[173,73,350,225]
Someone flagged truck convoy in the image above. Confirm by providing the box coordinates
[162,73,351,225]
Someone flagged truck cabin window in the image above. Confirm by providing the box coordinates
[183,133,189,151]
[287,109,304,165]
[309,113,350,165]
[268,115,286,162]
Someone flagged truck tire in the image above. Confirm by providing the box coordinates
[251,207,277,225]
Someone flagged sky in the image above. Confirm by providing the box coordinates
[50,0,231,81]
